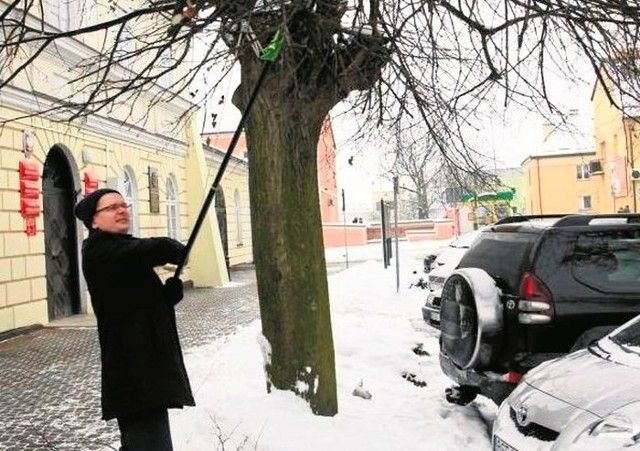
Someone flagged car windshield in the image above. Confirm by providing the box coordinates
[609,317,640,354]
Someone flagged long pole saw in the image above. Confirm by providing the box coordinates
[173,30,283,279]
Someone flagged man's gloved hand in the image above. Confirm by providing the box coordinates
[164,276,184,306]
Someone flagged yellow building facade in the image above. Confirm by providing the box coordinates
[591,68,640,213]
[0,1,228,334]
[522,152,603,214]
[523,65,640,215]
[203,144,253,269]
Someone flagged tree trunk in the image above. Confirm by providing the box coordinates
[418,188,430,219]
[233,60,338,416]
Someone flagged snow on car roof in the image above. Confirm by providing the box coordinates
[449,230,481,248]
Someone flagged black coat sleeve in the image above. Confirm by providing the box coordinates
[84,231,185,270]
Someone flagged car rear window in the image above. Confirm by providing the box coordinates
[571,230,640,293]
[457,231,537,292]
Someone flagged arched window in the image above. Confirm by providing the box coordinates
[119,166,139,236]
[166,176,180,239]
[234,188,243,245]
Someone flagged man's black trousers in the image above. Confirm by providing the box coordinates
[117,408,173,451]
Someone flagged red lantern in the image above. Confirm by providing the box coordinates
[19,159,39,181]
[25,217,36,236]
[20,179,39,198]
[18,159,40,236]
[83,172,99,195]
[20,198,40,216]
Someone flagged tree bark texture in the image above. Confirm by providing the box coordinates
[234,57,338,416]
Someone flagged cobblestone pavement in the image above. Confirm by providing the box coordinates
[0,270,259,451]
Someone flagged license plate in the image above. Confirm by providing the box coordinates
[493,435,516,451]
[431,311,440,322]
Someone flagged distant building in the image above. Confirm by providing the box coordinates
[590,59,640,213]
[523,59,640,215]
[0,3,227,334]
[203,116,341,248]
[495,167,525,214]
[200,134,253,268]
[316,119,340,223]
[523,151,599,214]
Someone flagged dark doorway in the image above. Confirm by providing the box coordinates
[215,188,230,274]
[43,146,80,320]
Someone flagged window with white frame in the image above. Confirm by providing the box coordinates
[576,164,590,180]
[166,176,180,240]
[234,189,243,246]
[119,166,139,236]
[158,47,175,87]
[579,195,592,211]
[45,0,73,30]
[119,24,135,55]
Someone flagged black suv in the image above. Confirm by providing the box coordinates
[439,214,640,406]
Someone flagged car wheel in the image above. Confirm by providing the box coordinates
[439,268,503,370]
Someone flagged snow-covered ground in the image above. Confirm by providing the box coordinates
[324,237,449,265]
[168,239,496,450]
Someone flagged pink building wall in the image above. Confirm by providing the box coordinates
[203,116,339,224]
[322,219,458,248]
[203,133,247,158]
[204,126,459,250]
[317,119,339,223]
[322,224,368,248]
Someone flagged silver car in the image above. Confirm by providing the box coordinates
[421,230,481,327]
[492,315,640,450]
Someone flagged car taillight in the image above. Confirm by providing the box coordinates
[518,272,554,324]
[502,372,522,384]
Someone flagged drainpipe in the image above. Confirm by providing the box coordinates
[537,159,543,214]
[630,123,637,213]
[105,144,110,180]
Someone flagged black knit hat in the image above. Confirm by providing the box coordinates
[74,188,120,230]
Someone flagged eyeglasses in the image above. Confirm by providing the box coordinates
[95,202,131,214]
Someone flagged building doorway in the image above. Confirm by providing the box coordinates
[42,145,81,320]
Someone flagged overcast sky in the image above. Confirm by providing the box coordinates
[197,56,596,214]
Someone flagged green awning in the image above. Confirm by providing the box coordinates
[459,187,515,203]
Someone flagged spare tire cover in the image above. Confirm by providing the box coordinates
[440,268,502,370]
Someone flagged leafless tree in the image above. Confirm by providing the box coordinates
[379,119,501,219]
[379,123,443,219]
[3,0,640,415]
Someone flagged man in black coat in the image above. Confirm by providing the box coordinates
[75,188,195,451]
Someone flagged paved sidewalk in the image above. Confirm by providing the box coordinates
[0,270,260,451]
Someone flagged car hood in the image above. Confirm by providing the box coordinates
[524,348,640,417]
[433,247,466,267]
[429,262,456,279]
